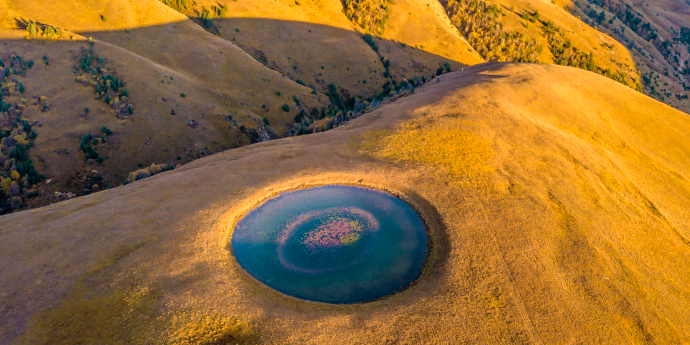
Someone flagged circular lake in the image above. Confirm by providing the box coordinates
[231,185,429,304]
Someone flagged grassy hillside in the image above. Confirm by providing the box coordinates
[3,0,685,214]
[0,0,331,212]
[439,0,641,89]
[562,0,690,113]
[1,62,688,343]
[371,0,485,79]
[156,0,483,98]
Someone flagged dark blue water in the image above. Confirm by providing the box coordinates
[231,185,429,304]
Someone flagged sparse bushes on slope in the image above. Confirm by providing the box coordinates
[197,7,216,30]
[24,21,62,39]
[158,0,228,35]
[443,0,540,62]
[541,19,639,90]
[585,0,658,42]
[79,127,111,164]
[159,0,188,11]
[74,42,134,119]
[125,163,175,184]
[344,0,392,34]
[542,19,596,70]
[436,62,451,76]
[442,1,638,89]
[680,27,690,53]
[295,75,429,136]
[575,1,676,95]
[0,55,45,213]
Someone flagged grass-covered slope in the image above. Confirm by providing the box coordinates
[0,0,327,211]
[371,0,485,79]
[1,62,688,343]
[3,0,325,130]
[563,0,690,113]
[439,0,641,89]
[160,0,483,98]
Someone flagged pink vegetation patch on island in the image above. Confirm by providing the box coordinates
[276,207,380,274]
[302,217,364,253]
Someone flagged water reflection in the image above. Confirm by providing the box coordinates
[232,185,428,304]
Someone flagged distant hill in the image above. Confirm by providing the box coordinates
[0,0,686,214]
[563,0,690,113]
[439,0,640,88]
[158,0,484,98]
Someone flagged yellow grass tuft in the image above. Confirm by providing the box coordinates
[20,284,161,345]
[19,241,253,344]
[363,118,493,180]
[165,312,253,345]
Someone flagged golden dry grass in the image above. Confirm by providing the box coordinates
[165,313,253,345]
[16,240,253,345]
[1,62,688,343]
[189,0,483,95]
[448,0,639,86]
[369,0,485,72]
[19,284,161,345]
[363,118,493,180]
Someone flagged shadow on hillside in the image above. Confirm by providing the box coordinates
[0,18,506,342]
[0,16,507,216]
[71,18,477,99]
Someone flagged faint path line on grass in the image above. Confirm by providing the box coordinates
[472,192,544,344]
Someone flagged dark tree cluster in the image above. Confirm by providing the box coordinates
[79,126,112,164]
[288,72,432,136]
[0,55,44,214]
[74,42,134,119]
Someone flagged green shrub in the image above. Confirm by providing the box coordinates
[26,21,38,36]
[326,84,345,110]
[436,66,444,76]
[362,34,379,52]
